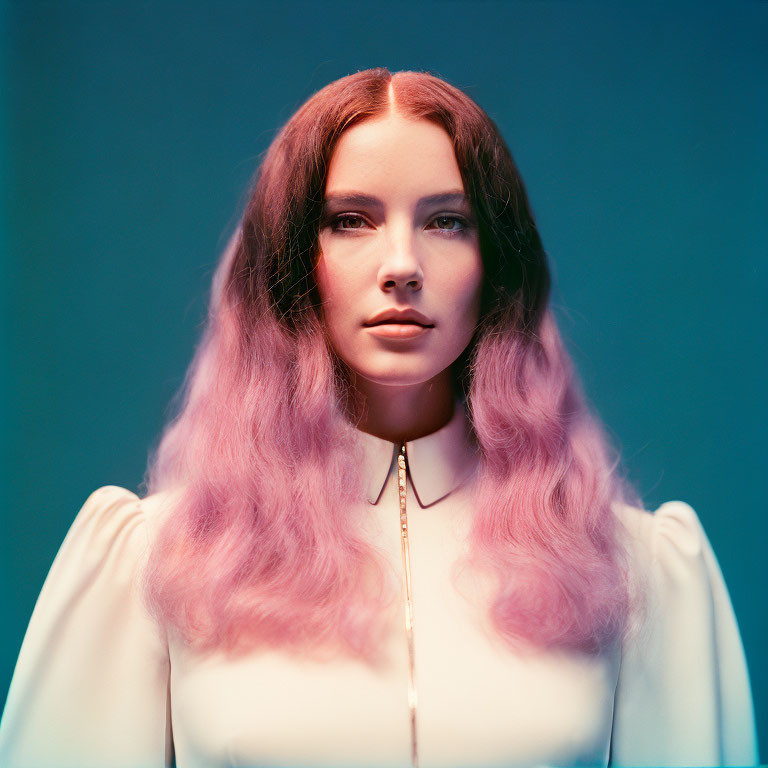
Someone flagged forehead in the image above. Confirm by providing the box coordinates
[324,113,464,194]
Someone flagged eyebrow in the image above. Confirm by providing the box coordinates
[322,190,471,210]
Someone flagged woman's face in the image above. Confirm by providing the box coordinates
[315,113,483,389]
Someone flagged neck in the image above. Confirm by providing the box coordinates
[344,368,457,444]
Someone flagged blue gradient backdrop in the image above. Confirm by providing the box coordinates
[2,0,765,759]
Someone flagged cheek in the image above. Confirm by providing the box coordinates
[443,260,483,324]
[315,255,363,342]
[315,257,345,321]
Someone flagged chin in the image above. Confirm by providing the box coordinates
[353,366,441,388]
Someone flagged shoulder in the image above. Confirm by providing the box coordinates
[612,498,713,574]
[611,499,715,613]
[76,483,182,535]
[64,485,145,560]
[58,485,182,585]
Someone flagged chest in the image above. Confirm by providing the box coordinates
[168,477,620,767]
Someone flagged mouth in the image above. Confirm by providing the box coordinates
[363,307,434,328]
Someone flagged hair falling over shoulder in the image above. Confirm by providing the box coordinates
[141,67,644,663]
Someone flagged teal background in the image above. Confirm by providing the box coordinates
[2,0,765,759]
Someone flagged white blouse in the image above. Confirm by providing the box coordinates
[0,401,759,767]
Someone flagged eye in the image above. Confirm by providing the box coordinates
[427,214,470,236]
[330,214,369,232]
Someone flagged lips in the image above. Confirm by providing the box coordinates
[363,307,434,327]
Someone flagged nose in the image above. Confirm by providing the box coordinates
[377,223,423,292]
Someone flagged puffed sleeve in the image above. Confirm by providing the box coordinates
[0,486,172,768]
[610,500,758,766]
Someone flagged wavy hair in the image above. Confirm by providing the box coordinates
[142,67,643,663]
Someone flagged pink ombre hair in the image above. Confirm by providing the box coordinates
[142,67,644,662]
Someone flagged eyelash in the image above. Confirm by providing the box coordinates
[328,213,471,238]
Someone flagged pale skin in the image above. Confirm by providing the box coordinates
[315,108,484,443]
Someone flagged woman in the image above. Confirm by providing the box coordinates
[0,68,758,767]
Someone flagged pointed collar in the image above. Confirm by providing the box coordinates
[353,397,481,508]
